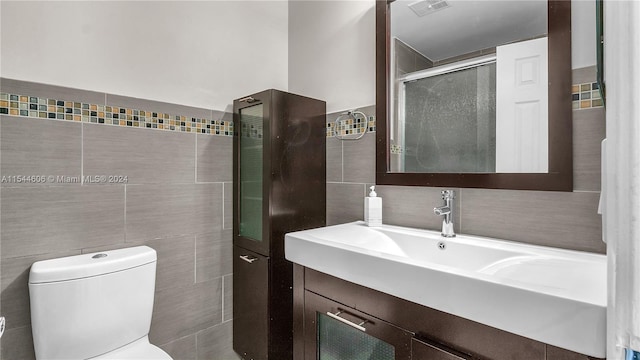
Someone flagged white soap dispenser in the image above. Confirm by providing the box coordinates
[364,186,382,227]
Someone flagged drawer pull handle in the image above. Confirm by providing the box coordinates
[239,255,258,263]
[326,310,368,332]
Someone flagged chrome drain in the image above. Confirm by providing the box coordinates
[437,241,446,250]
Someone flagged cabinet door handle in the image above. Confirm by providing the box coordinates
[239,255,258,263]
[238,96,257,103]
[326,310,368,332]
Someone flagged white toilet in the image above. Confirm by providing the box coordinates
[29,246,173,360]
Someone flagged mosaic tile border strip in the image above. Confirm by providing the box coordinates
[326,114,376,138]
[324,81,600,138]
[0,92,233,136]
[572,82,604,110]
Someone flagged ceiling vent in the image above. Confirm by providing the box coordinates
[408,0,451,17]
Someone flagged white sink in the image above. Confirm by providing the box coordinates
[285,221,606,358]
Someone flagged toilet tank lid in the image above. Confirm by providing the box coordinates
[29,246,157,284]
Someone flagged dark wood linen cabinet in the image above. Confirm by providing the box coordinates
[233,90,326,360]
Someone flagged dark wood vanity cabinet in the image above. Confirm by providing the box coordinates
[302,290,474,360]
[293,265,603,360]
[301,288,470,360]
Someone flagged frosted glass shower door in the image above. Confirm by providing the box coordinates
[400,62,496,173]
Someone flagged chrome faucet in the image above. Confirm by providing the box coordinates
[433,190,455,238]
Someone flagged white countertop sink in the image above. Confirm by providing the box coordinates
[284,221,606,357]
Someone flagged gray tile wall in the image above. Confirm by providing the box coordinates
[0,80,238,360]
[327,67,606,254]
[0,65,606,358]
[394,38,433,77]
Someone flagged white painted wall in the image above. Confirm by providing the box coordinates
[1,0,596,113]
[288,0,598,113]
[572,0,598,69]
[288,0,375,113]
[0,1,289,112]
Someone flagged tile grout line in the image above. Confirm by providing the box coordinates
[194,235,197,285]
[221,183,225,230]
[341,140,344,182]
[221,275,226,323]
[194,133,198,183]
[80,123,84,185]
[124,185,127,243]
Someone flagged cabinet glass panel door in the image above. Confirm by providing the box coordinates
[318,313,395,360]
[239,103,263,242]
[305,286,411,360]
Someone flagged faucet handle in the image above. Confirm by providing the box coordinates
[441,190,455,200]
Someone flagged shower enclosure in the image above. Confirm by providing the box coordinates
[396,57,496,173]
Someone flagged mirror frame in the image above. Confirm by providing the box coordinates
[376,0,573,191]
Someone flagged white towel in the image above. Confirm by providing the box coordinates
[598,139,606,243]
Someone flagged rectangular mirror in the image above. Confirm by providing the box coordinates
[376,0,573,190]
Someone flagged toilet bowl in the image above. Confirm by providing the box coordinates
[28,246,172,360]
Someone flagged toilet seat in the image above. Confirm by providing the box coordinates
[90,336,172,360]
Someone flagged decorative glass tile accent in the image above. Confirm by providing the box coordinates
[324,81,604,137]
[326,114,376,138]
[323,82,603,135]
[572,82,604,110]
[0,92,233,136]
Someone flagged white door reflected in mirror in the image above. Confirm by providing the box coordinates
[496,37,549,173]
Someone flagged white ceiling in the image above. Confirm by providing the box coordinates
[391,0,548,62]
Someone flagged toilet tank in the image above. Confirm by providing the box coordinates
[29,246,157,360]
